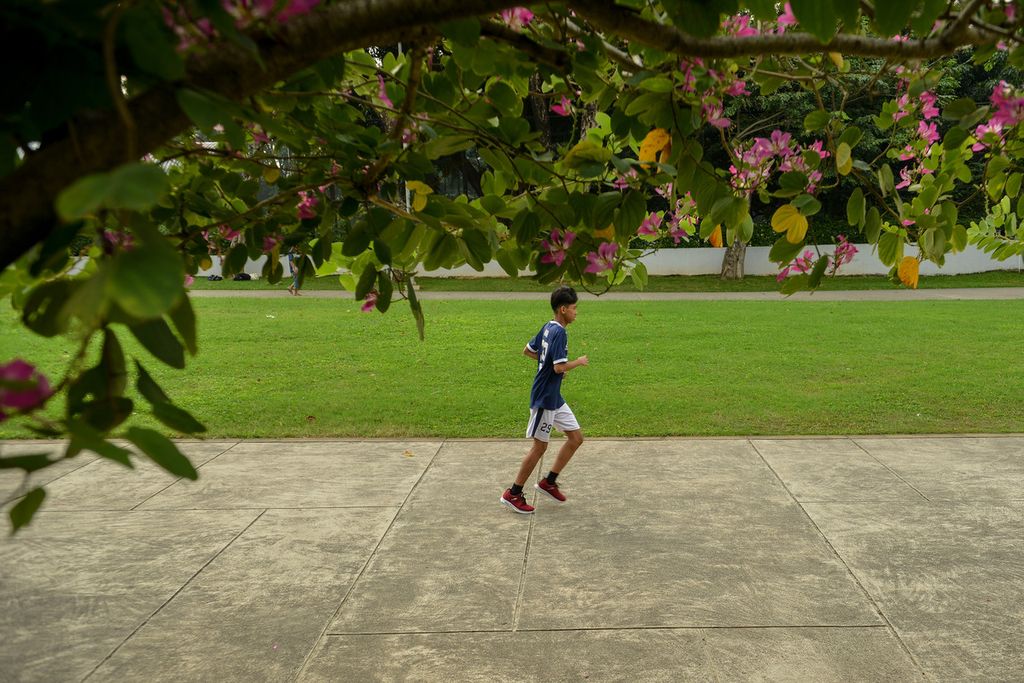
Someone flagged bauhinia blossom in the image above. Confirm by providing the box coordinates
[637,212,662,236]
[990,81,1024,128]
[550,95,572,117]
[362,291,378,312]
[377,75,393,109]
[262,234,281,253]
[585,242,618,274]
[500,7,534,31]
[0,359,52,422]
[296,191,319,220]
[541,229,576,266]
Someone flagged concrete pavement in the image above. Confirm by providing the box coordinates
[2,435,1023,681]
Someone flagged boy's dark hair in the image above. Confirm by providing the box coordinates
[550,285,578,311]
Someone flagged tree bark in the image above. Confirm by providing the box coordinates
[720,238,746,280]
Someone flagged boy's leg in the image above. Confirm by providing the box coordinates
[514,439,548,487]
[549,429,583,476]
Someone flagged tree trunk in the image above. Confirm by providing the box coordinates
[720,238,746,280]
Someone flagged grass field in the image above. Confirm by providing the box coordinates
[2,297,1022,439]
[188,269,1024,293]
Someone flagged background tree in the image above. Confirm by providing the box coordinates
[1,0,1022,529]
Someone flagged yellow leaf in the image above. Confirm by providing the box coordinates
[771,204,809,244]
[898,256,920,289]
[412,193,427,212]
[593,225,615,240]
[829,52,844,70]
[836,142,852,176]
[263,166,281,184]
[708,225,723,248]
[406,180,433,195]
[639,128,671,165]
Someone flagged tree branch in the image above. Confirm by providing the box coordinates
[0,0,543,270]
[571,0,996,59]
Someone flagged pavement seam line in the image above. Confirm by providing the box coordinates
[319,624,891,637]
[80,508,268,682]
[747,438,931,679]
[851,438,931,502]
[512,454,543,633]
[292,439,447,682]
[129,441,242,511]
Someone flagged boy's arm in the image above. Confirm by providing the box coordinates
[523,346,539,360]
[554,356,588,374]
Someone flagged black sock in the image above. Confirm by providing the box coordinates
[546,471,559,485]
[510,483,523,496]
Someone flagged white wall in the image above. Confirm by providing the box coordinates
[195,244,1022,279]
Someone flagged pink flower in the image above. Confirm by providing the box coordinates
[1007,3,1017,22]
[893,93,912,122]
[637,212,662,236]
[830,234,859,273]
[807,140,830,159]
[219,224,241,240]
[726,79,750,97]
[919,91,940,119]
[362,291,378,312]
[612,168,638,190]
[702,101,731,129]
[330,160,341,176]
[262,234,281,253]
[500,7,534,31]
[377,75,393,109]
[990,81,1024,128]
[184,274,195,287]
[777,3,798,31]
[776,267,791,282]
[550,95,572,117]
[0,359,52,421]
[276,0,320,22]
[972,121,1005,151]
[584,242,618,274]
[296,191,319,220]
[722,14,758,37]
[540,229,576,266]
[102,230,136,252]
[895,166,914,190]
[918,120,940,144]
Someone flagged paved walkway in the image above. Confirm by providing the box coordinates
[3,436,1023,680]
[189,286,1024,301]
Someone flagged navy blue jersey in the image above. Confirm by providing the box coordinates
[526,321,569,409]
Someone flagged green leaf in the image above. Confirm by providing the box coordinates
[67,423,135,467]
[126,427,198,480]
[152,402,207,435]
[943,126,968,151]
[808,252,829,288]
[942,97,978,121]
[407,280,426,341]
[951,224,968,251]
[878,232,904,267]
[486,81,522,117]
[803,109,831,131]
[101,329,128,397]
[615,190,646,240]
[793,194,822,217]
[879,164,895,195]
[790,0,838,42]
[662,0,725,37]
[168,294,198,356]
[838,125,863,148]
[56,174,109,221]
[440,18,480,46]
[865,207,882,243]
[9,488,46,532]
[123,6,185,80]
[832,0,860,27]
[129,318,185,369]
[373,240,392,266]
[780,274,810,296]
[375,271,394,313]
[638,76,675,93]
[769,236,804,265]
[110,242,184,319]
[104,163,170,212]
[874,2,915,37]
[177,88,226,131]
[846,188,866,227]
[355,264,378,300]
[745,0,779,21]
[835,142,853,175]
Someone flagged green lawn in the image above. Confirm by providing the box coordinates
[188,269,1024,293]
[2,298,1021,439]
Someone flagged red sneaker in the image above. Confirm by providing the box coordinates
[500,489,534,514]
[535,478,566,502]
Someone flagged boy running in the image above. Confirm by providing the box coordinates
[501,285,589,514]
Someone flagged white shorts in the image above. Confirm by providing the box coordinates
[526,403,580,442]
